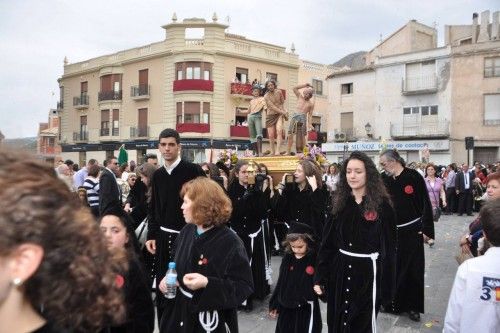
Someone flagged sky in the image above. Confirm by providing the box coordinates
[0,0,497,138]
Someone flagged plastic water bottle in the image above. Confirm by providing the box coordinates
[164,262,177,299]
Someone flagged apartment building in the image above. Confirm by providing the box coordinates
[57,15,330,165]
[323,12,500,165]
[37,109,62,165]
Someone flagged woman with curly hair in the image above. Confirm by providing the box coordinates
[314,151,397,333]
[159,177,253,332]
[0,149,125,333]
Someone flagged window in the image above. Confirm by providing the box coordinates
[341,83,353,95]
[430,105,438,115]
[312,79,323,95]
[484,94,500,125]
[403,107,411,115]
[204,70,210,80]
[177,70,183,80]
[80,116,87,134]
[236,68,248,84]
[421,106,429,116]
[176,101,209,124]
[203,102,210,124]
[176,62,212,80]
[81,81,88,95]
[101,110,110,136]
[176,102,183,124]
[403,105,438,116]
[112,109,119,136]
[485,57,500,78]
[235,107,248,126]
[266,72,278,83]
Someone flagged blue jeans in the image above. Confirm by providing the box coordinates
[248,112,263,143]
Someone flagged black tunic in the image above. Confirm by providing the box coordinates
[276,183,327,239]
[160,224,253,333]
[382,168,434,314]
[146,161,205,317]
[316,197,397,333]
[269,252,322,333]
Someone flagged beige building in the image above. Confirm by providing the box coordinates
[37,109,62,165]
[323,12,500,165]
[57,15,330,165]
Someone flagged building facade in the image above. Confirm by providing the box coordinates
[323,12,500,165]
[57,15,330,165]
[37,109,62,165]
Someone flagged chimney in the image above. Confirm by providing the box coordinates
[472,12,478,43]
[477,10,490,42]
[492,11,500,40]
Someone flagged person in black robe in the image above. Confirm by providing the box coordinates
[159,177,253,332]
[315,151,397,333]
[275,159,327,240]
[228,160,271,310]
[379,149,434,322]
[145,129,205,325]
[269,222,322,333]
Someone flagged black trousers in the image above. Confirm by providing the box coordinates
[445,187,457,213]
[457,190,473,215]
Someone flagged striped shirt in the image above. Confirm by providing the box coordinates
[83,177,100,207]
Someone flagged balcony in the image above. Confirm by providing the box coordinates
[73,94,89,109]
[98,90,122,102]
[73,131,88,142]
[130,126,150,139]
[39,146,57,155]
[112,128,119,136]
[230,83,287,99]
[100,128,110,136]
[176,123,210,133]
[332,128,358,142]
[173,80,214,92]
[390,120,450,139]
[402,75,438,95]
[131,85,150,100]
[230,125,249,138]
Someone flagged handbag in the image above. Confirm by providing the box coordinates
[135,217,148,249]
[429,179,441,222]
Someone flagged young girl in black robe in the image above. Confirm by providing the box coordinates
[269,222,322,333]
[315,151,397,333]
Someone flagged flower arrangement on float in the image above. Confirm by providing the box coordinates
[301,144,328,166]
[217,149,239,167]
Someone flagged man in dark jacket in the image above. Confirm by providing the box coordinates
[98,156,122,216]
[455,164,474,216]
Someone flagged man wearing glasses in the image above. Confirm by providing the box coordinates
[98,156,122,216]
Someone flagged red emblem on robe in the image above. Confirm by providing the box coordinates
[115,274,125,289]
[364,211,378,221]
[404,185,414,194]
[306,266,315,275]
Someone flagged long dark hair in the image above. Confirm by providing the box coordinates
[229,160,249,187]
[332,151,391,216]
[298,160,323,189]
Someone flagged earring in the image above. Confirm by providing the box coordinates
[12,278,22,286]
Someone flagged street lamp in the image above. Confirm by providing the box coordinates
[365,122,373,138]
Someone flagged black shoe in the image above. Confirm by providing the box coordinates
[467,213,473,216]
[408,311,420,322]
[458,214,463,216]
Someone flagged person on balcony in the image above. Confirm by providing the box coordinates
[287,83,315,156]
[264,80,287,156]
[241,85,266,157]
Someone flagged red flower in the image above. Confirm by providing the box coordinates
[404,185,414,194]
[305,266,315,275]
[364,211,378,221]
[201,258,208,265]
[115,274,125,289]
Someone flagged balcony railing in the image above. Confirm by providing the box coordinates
[57,101,64,110]
[100,128,110,136]
[390,120,449,138]
[173,80,214,92]
[130,126,150,138]
[230,125,249,137]
[402,75,438,95]
[73,94,89,109]
[332,128,358,142]
[112,128,119,136]
[98,90,122,102]
[176,123,210,133]
[131,85,150,100]
[73,131,88,142]
[230,82,287,99]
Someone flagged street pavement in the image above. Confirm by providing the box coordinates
[238,213,474,332]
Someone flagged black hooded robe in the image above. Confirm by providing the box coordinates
[316,197,397,333]
[269,252,322,333]
[160,224,253,333]
[382,168,434,314]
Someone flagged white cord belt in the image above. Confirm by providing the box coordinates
[261,219,273,284]
[160,226,180,233]
[307,301,314,333]
[339,248,379,333]
[396,217,421,229]
[179,286,225,333]
[248,227,262,266]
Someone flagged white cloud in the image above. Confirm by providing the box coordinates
[0,0,497,138]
